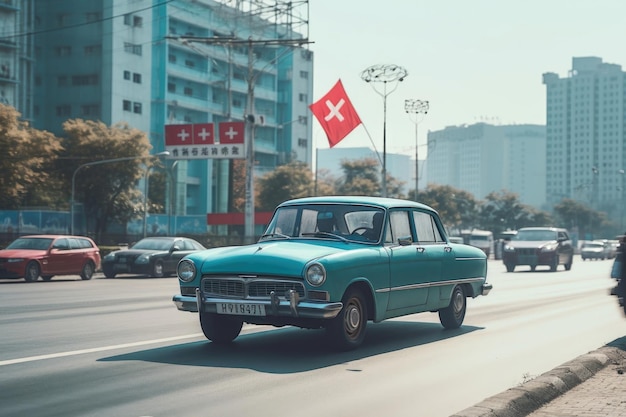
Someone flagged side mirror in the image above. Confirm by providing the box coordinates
[398,236,412,246]
[170,245,181,253]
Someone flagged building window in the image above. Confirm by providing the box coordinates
[81,104,100,116]
[298,138,307,147]
[133,16,143,27]
[124,14,143,27]
[124,42,142,56]
[168,83,176,93]
[184,87,193,96]
[85,12,101,22]
[184,59,195,68]
[84,45,101,56]
[123,100,131,111]
[299,70,309,79]
[168,54,176,63]
[72,74,98,85]
[123,70,131,80]
[57,14,70,27]
[55,46,72,57]
[56,105,71,117]
[298,116,308,125]
[299,93,307,102]
[133,102,142,114]
[133,73,141,84]
[57,76,67,86]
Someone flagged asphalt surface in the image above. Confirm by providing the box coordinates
[451,335,626,417]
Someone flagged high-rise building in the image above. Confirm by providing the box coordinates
[543,57,625,225]
[32,0,312,229]
[426,123,546,208]
[0,0,34,121]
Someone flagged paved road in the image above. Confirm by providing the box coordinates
[0,256,623,417]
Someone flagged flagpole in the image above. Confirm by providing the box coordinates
[314,147,319,196]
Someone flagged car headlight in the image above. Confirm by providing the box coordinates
[541,244,557,252]
[178,259,196,283]
[7,258,24,263]
[103,253,115,261]
[135,254,150,264]
[503,245,515,252]
[305,263,326,287]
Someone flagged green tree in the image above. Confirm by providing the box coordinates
[415,184,478,233]
[478,190,553,235]
[313,168,337,197]
[553,198,611,239]
[0,104,64,209]
[256,161,314,211]
[60,119,154,240]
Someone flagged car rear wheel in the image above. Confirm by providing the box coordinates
[439,285,466,329]
[326,287,368,351]
[152,260,164,278]
[81,262,95,280]
[199,312,243,344]
[24,262,40,282]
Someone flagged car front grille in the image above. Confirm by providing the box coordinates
[201,276,306,299]
[516,248,538,256]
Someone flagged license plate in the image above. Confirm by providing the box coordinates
[216,302,266,316]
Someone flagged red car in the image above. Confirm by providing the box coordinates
[0,235,101,282]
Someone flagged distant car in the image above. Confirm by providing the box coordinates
[0,235,101,282]
[502,227,574,272]
[608,240,619,259]
[581,240,610,260]
[101,236,206,278]
[173,196,492,351]
[449,236,464,244]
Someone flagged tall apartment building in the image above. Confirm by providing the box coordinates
[543,57,625,225]
[0,0,34,121]
[32,0,312,227]
[426,123,546,208]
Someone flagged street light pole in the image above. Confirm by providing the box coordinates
[70,151,169,235]
[361,64,408,198]
[404,99,429,200]
[619,169,625,231]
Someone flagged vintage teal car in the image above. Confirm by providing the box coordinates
[173,196,492,350]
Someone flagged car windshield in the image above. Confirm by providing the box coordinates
[513,230,558,241]
[583,242,603,248]
[131,238,174,251]
[261,204,385,244]
[6,237,53,250]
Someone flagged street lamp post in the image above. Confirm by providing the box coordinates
[619,169,625,231]
[70,151,169,235]
[404,99,429,200]
[361,64,408,198]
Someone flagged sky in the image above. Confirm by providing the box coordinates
[306,0,626,157]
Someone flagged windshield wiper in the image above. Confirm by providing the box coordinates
[301,232,348,242]
[260,232,291,240]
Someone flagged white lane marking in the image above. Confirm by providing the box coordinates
[0,333,203,367]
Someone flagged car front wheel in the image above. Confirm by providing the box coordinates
[24,262,40,282]
[565,256,573,271]
[153,260,164,278]
[199,312,243,344]
[326,288,368,351]
[439,285,466,329]
[505,263,515,272]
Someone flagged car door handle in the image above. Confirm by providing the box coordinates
[416,246,425,253]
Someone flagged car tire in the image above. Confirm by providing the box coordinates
[565,256,573,271]
[102,266,116,279]
[24,262,40,282]
[80,262,95,280]
[153,260,164,278]
[550,256,558,272]
[199,312,243,344]
[505,263,515,272]
[439,285,466,329]
[42,275,53,281]
[326,287,368,351]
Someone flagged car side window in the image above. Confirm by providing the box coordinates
[389,210,413,243]
[53,238,70,250]
[413,211,444,243]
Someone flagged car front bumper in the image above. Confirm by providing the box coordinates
[173,288,343,320]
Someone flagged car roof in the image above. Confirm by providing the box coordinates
[517,227,569,233]
[277,196,435,212]
[18,234,94,240]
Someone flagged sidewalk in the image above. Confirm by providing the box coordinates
[451,336,626,417]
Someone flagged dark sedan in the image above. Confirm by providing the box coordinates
[102,237,205,278]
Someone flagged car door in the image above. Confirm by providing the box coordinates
[47,237,74,274]
[387,209,439,311]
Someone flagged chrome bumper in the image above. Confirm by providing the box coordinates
[173,289,343,320]
[481,282,493,296]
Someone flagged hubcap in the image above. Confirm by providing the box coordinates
[345,302,362,337]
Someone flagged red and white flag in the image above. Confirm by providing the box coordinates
[165,124,193,146]
[309,79,362,147]
[218,122,245,144]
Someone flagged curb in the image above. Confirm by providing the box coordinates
[450,337,626,417]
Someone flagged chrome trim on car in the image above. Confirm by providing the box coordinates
[375,277,487,293]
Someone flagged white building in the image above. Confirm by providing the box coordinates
[543,57,626,225]
[426,123,546,208]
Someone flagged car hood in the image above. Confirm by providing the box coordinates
[0,249,47,258]
[507,240,557,249]
[189,240,364,277]
[108,249,162,259]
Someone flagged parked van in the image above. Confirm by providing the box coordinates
[469,229,494,257]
